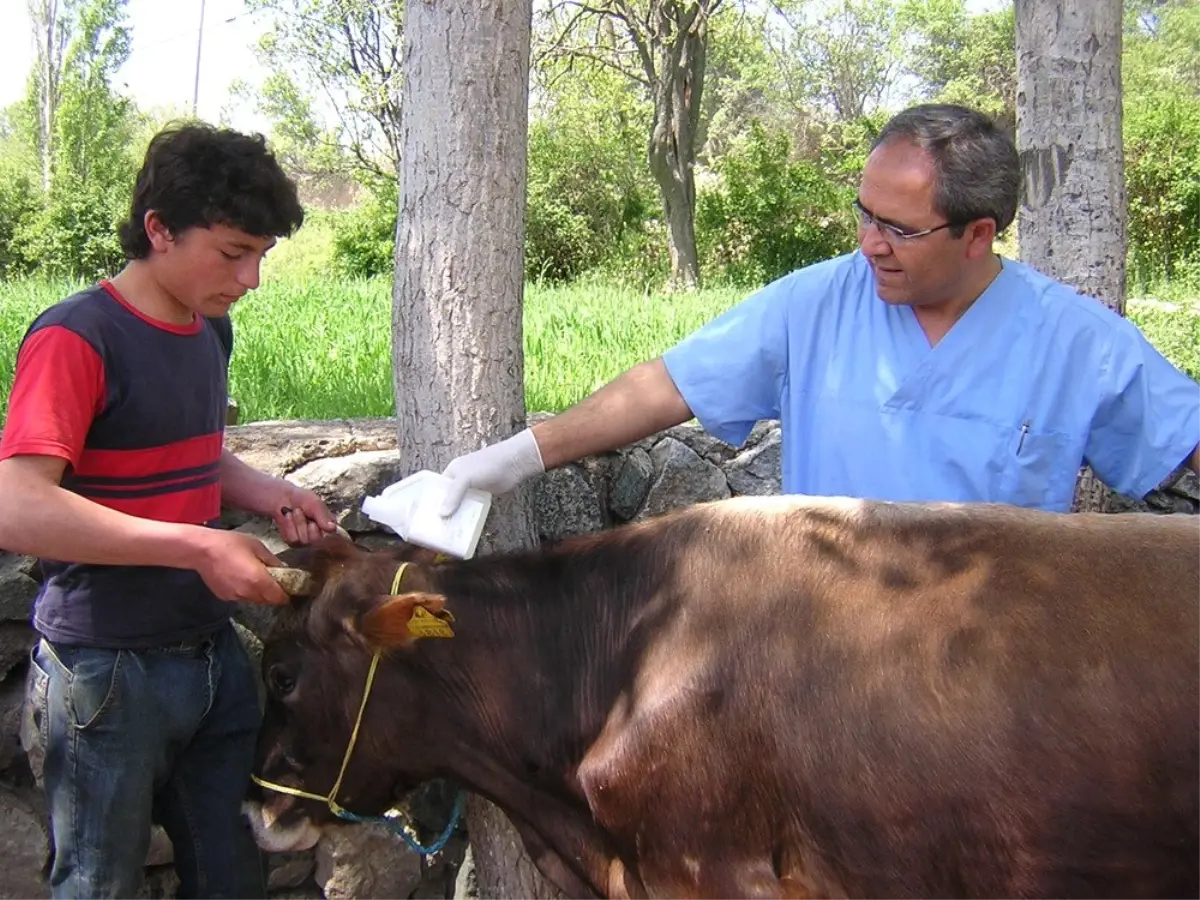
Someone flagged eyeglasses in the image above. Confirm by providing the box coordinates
[853,200,958,242]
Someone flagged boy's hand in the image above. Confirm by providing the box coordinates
[195,530,289,605]
[272,483,337,546]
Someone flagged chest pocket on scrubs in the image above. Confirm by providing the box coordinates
[998,425,1078,510]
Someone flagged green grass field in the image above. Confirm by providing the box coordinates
[1,275,1196,425]
[0,277,746,423]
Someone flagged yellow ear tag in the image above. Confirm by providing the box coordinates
[407,606,455,639]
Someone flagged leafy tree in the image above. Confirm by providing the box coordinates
[1122,0,1199,287]
[526,63,657,281]
[901,0,1016,130]
[26,0,73,190]
[15,0,135,279]
[537,0,727,290]
[765,0,907,123]
[247,0,404,180]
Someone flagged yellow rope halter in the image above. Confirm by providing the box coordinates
[250,562,408,815]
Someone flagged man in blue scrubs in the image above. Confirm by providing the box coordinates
[436,104,1200,514]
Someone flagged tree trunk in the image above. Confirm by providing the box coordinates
[647,1,709,292]
[392,1,560,898]
[29,0,61,192]
[1014,0,1125,512]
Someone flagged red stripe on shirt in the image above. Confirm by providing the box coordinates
[0,326,106,467]
[73,433,224,481]
[91,482,222,524]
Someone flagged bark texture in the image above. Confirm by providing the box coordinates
[393,1,557,897]
[1015,0,1125,511]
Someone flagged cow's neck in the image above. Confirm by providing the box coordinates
[400,530,676,804]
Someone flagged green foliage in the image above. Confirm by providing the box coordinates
[247,0,403,180]
[696,122,857,286]
[1127,301,1200,383]
[900,0,1015,126]
[4,277,1195,427]
[2,0,136,280]
[0,277,89,422]
[766,0,908,122]
[17,177,127,279]
[1123,0,1200,291]
[525,66,658,283]
[262,209,340,281]
[330,180,396,278]
[0,151,42,279]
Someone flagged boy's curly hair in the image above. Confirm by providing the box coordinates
[118,123,304,259]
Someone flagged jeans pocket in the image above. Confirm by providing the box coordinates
[21,644,51,764]
[59,645,124,732]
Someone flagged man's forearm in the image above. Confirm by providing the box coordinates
[1189,444,1199,475]
[532,358,693,470]
[220,450,287,517]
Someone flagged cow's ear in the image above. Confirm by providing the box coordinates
[359,592,455,649]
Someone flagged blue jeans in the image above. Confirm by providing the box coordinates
[28,622,266,899]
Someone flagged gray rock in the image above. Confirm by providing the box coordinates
[288,450,407,532]
[608,448,653,521]
[0,789,49,899]
[0,556,39,624]
[726,429,782,496]
[0,674,27,773]
[223,418,401,479]
[267,851,316,890]
[0,624,37,683]
[453,844,477,900]
[314,822,423,900]
[667,422,737,465]
[533,466,604,541]
[1172,467,1200,502]
[640,438,730,520]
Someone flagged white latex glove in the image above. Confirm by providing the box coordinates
[439,428,546,516]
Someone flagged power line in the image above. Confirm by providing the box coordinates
[130,9,251,54]
[193,0,206,115]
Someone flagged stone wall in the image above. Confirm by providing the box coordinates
[1,416,1195,898]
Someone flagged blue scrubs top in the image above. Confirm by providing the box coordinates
[662,253,1200,511]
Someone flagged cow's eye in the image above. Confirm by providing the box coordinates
[268,664,297,698]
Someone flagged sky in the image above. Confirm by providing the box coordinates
[1,0,272,132]
[1,0,1011,137]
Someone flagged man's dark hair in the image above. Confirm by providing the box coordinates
[871,104,1019,236]
[118,123,304,259]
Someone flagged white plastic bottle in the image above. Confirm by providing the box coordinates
[361,471,492,559]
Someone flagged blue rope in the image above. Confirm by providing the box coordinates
[334,789,466,856]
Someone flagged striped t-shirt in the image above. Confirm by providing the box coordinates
[0,281,232,647]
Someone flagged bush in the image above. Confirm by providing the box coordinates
[331,180,397,278]
[696,122,858,286]
[1124,90,1199,289]
[0,164,41,279]
[523,68,658,284]
[16,175,128,281]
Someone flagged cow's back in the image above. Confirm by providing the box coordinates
[584,497,1198,898]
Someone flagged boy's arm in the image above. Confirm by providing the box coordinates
[0,454,289,605]
[219,450,337,545]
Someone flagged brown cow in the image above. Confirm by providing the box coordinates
[243,495,1199,899]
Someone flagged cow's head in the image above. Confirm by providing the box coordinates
[243,534,455,852]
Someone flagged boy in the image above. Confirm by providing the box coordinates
[0,123,336,898]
